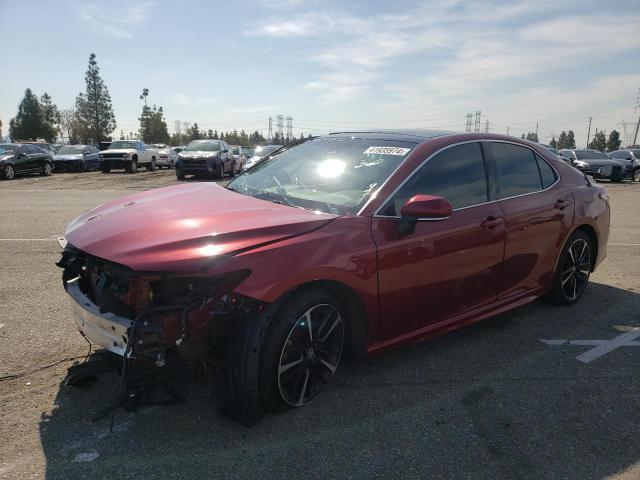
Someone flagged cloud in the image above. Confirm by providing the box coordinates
[227,105,276,114]
[77,1,156,39]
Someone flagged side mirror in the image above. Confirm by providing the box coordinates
[396,195,452,234]
[221,149,229,153]
[19,152,28,158]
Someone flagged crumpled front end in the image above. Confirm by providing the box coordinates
[57,243,255,368]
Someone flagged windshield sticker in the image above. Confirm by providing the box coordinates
[363,146,411,156]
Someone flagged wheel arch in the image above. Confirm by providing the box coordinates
[273,279,369,359]
[555,223,599,273]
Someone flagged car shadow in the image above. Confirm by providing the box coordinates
[39,281,640,479]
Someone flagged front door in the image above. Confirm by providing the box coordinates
[372,142,506,343]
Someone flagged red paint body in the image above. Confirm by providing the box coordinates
[65,133,610,354]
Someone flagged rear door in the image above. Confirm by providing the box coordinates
[15,145,30,172]
[372,141,506,341]
[485,141,574,300]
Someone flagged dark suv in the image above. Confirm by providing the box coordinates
[0,143,53,180]
[558,149,626,182]
[175,140,235,180]
[609,149,640,182]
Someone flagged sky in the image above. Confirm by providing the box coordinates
[0,0,639,147]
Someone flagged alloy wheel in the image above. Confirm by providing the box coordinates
[634,169,640,183]
[4,165,15,180]
[561,238,591,301]
[43,163,52,176]
[277,303,344,407]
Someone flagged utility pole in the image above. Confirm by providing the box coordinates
[633,90,640,147]
[586,116,592,148]
[268,116,273,142]
[535,122,539,139]
[507,125,510,135]
[484,120,490,133]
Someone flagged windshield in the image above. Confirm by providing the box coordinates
[576,150,608,160]
[0,144,17,154]
[185,141,220,152]
[231,146,240,154]
[253,146,279,157]
[632,150,640,157]
[244,147,256,156]
[109,141,137,149]
[227,137,415,215]
[57,146,84,155]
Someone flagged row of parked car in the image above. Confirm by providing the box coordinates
[540,145,640,183]
[0,139,280,180]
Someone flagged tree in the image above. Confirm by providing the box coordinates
[549,137,557,149]
[606,130,621,151]
[588,131,607,151]
[9,88,57,141]
[525,132,539,142]
[75,53,116,142]
[190,122,201,140]
[40,93,61,139]
[557,131,567,149]
[566,130,576,149]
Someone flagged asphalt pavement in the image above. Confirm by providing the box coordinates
[0,170,639,479]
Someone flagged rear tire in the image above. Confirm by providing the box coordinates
[217,163,224,180]
[146,158,157,171]
[548,230,593,306]
[259,289,345,412]
[633,168,640,183]
[100,164,111,174]
[41,162,52,176]
[176,167,185,180]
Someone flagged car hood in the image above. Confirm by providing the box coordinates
[54,154,83,161]
[180,151,218,158]
[101,149,134,155]
[0,153,15,162]
[64,182,336,272]
[576,159,624,167]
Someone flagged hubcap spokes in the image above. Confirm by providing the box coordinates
[561,239,590,301]
[277,304,344,407]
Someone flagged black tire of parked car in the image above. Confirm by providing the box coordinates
[75,161,85,173]
[170,160,175,169]
[146,158,156,172]
[633,168,640,183]
[258,288,345,412]
[175,167,185,180]
[547,230,593,306]
[101,164,111,174]
[126,159,138,174]
[41,162,52,176]
[217,162,224,180]
[611,175,624,183]
[2,165,15,180]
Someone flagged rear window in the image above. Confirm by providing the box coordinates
[57,146,84,155]
[536,154,557,189]
[575,150,608,160]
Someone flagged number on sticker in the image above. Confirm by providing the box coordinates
[363,146,411,156]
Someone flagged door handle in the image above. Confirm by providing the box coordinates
[481,216,504,229]
[554,199,570,210]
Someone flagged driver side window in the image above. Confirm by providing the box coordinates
[380,142,489,216]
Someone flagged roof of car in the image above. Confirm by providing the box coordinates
[327,129,457,143]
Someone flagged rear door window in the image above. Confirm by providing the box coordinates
[536,154,557,189]
[489,142,543,199]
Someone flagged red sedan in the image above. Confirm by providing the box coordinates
[58,130,610,420]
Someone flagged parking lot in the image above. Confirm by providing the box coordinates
[0,171,639,479]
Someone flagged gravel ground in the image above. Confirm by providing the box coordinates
[0,170,639,480]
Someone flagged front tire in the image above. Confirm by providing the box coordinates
[41,162,52,176]
[101,164,111,174]
[633,168,640,183]
[176,167,185,180]
[548,231,593,306]
[259,289,345,412]
[126,159,138,173]
[2,165,15,180]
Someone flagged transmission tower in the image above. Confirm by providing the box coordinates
[465,114,473,132]
[276,115,284,139]
[474,111,481,133]
[174,120,182,135]
[268,116,273,141]
[286,116,293,140]
[484,120,490,133]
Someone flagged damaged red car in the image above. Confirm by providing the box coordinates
[57,130,610,422]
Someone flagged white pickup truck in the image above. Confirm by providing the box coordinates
[98,140,159,173]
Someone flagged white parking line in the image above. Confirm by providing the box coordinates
[609,243,640,246]
[540,327,640,363]
[0,238,57,241]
